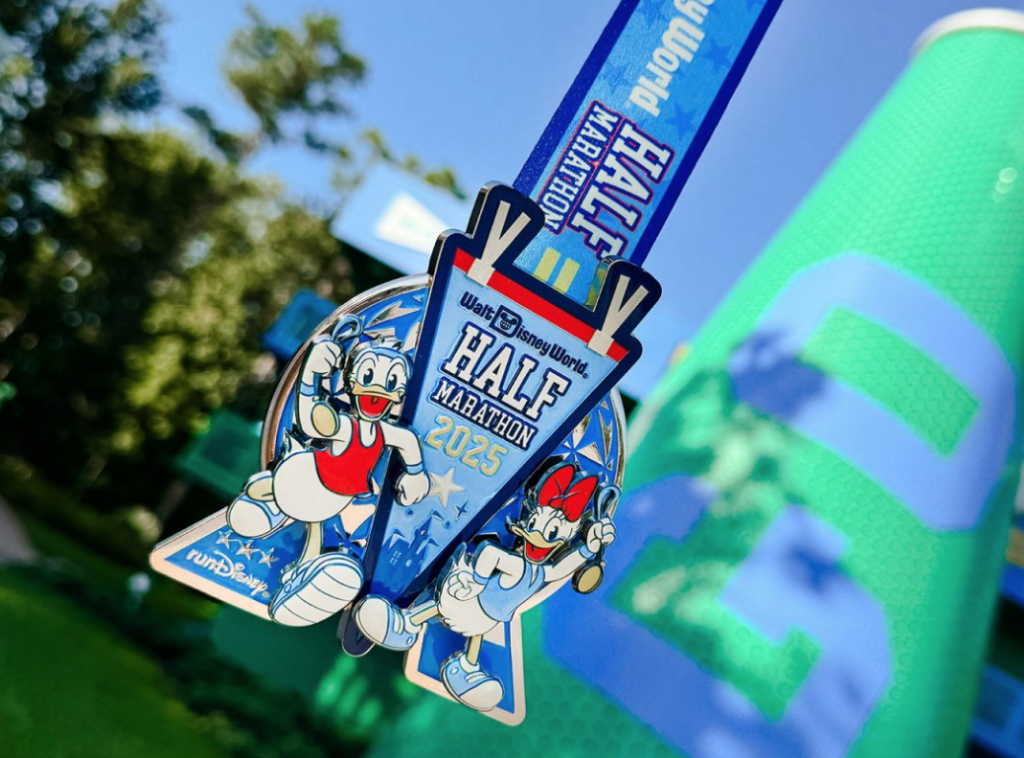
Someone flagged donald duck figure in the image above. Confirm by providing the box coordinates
[355,461,617,712]
[227,315,430,626]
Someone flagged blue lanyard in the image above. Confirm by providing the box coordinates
[513,0,782,304]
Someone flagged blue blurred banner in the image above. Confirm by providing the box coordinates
[331,162,473,275]
[973,666,1024,758]
[262,290,338,361]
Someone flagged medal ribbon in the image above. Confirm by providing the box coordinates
[513,0,783,304]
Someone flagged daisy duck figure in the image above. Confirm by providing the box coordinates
[355,461,617,711]
[227,315,430,626]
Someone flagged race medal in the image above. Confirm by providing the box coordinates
[149,276,626,630]
[151,0,784,725]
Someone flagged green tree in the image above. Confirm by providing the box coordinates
[0,1,358,507]
[225,7,366,149]
[0,0,177,493]
[185,6,463,196]
[336,127,466,200]
[0,1,461,517]
[123,197,355,450]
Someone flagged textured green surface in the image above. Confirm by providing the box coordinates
[314,643,421,742]
[610,471,818,719]
[370,22,1024,758]
[627,25,1024,758]
[800,308,978,454]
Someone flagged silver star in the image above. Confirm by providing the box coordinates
[236,541,256,560]
[571,415,590,447]
[258,549,278,567]
[364,327,397,341]
[216,531,233,547]
[577,442,604,466]
[368,302,418,327]
[599,412,614,462]
[428,467,465,508]
[401,322,421,353]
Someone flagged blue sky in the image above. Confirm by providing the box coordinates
[156,0,1023,390]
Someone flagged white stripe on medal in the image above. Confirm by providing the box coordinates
[467,200,532,286]
[588,275,649,355]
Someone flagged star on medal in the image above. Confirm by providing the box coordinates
[427,467,465,508]
[235,540,256,560]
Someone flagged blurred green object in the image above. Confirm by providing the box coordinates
[314,647,421,743]
[0,381,16,409]
[370,11,1024,758]
[176,409,262,501]
[211,605,343,700]
[0,569,228,758]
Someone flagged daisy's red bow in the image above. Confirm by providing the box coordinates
[536,462,598,523]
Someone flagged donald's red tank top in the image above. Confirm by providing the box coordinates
[313,417,385,496]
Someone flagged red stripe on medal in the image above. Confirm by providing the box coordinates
[453,249,627,362]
